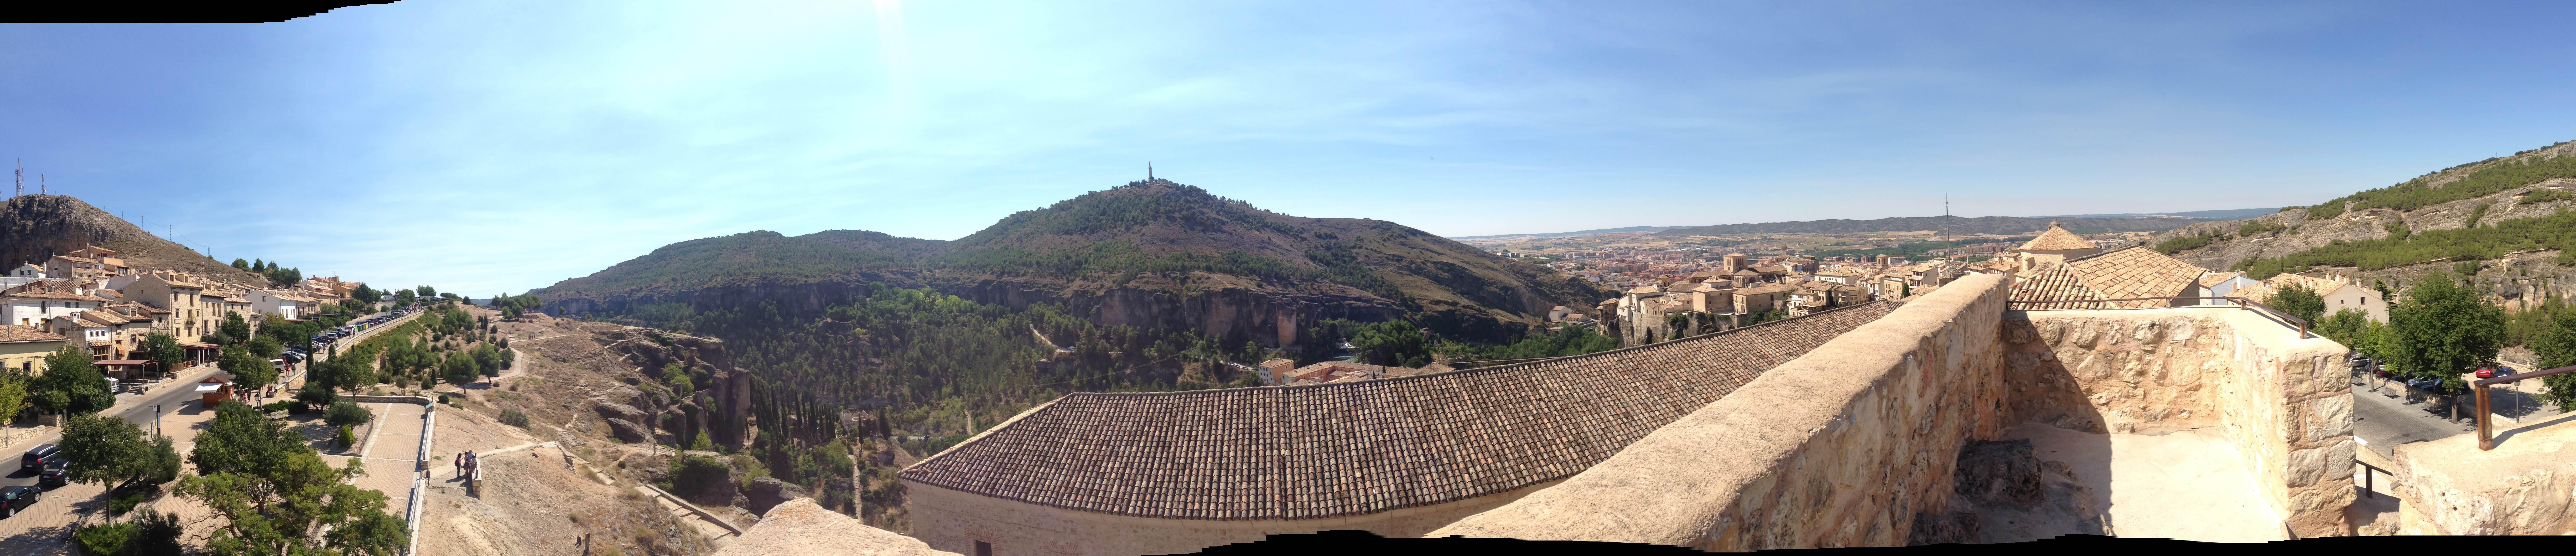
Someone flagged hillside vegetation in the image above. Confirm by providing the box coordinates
[2303,140,2576,220]
[2211,140,2576,279]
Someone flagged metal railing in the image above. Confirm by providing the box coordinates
[2008,296,2310,339]
[2356,458,2393,499]
[2472,364,2576,450]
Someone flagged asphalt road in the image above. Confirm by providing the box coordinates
[0,370,217,487]
[2351,373,2476,459]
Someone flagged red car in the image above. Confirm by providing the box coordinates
[2478,367,2496,379]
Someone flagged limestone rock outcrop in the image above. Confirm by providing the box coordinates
[745,476,810,516]
[604,418,649,443]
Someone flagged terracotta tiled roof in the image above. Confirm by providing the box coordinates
[2019,222,2098,251]
[2009,246,2206,309]
[0,325,66,343]
[80,310,130,324]
[4,288,108,302]
[1734,283,1797,295]
[899,302,1898,521]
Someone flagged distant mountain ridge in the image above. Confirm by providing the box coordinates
[2034,207,2280,220]
[536,179,1607,344]
[1450,226,1688,240]
[1656,214,2206,236]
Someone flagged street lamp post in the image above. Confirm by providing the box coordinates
[154,404,163,436]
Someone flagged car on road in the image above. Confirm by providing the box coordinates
[17,444,59,474]
[0,485,38,517]
[37,459,65,487]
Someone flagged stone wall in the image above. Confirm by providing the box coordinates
[2002,308,2355,536]
[1425,273,2015,549]
[2391,395,2576,535]
[906,479,1562,556]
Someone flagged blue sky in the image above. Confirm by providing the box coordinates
[4,0,2576,294]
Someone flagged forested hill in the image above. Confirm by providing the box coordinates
[1655,214,2205,236]
[536,229,953,296]
[534,179,1607,345]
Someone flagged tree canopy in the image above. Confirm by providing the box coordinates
[2386,275,2505,391]
[177,401,406,555]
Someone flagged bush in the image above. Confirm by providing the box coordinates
[286,401,311,414]
[499,408,530,428]
[109,489,147,515]
[295,380,337,408]
[260,401,294,413]
[75,521,135,556]
[667,455,734,504]
[324,402,372,428]
[336,424,357,449]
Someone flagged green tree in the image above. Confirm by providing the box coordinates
[393,289,416,306]
[219,346,276,396]
[415,285,436,299]
[0,373,26,445]
[219,312,252,345]
[2266,282,2327,324]
[296,380,338,408]
[439,352,476,386]
[34,346,114,415]
[2534,309,2576,410]
[176,402,407,556]
[1345,320,1431,367]
[352,285,381,304]
[58,413,170,493]
[230,258,250,271]
[247,335,283,359]
[2387,275,2506,396]
[142,333,185,376]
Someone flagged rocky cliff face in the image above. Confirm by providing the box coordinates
[0,194,269,286]
[593,326,754,450]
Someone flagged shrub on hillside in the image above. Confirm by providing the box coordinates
[324,402,372,428]
[499,408,530,428]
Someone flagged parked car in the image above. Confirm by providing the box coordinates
[0,485,38,518]
[37,459,65,487]
[17,444,60,474]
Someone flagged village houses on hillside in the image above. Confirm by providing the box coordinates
[0,245,367,381]
[1578,220,2358,349]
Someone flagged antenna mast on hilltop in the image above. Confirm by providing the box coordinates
[1148,162,1154,181]
[12,160,20,198]
[1941,195,1951,243]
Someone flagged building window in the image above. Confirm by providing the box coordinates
[976,541,992,556]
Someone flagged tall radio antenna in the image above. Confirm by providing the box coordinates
[11,160,19,198]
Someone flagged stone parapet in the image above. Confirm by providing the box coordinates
[2003,307,2354,536]
[2392,398,2576,534]
[1426,273,2015,548]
